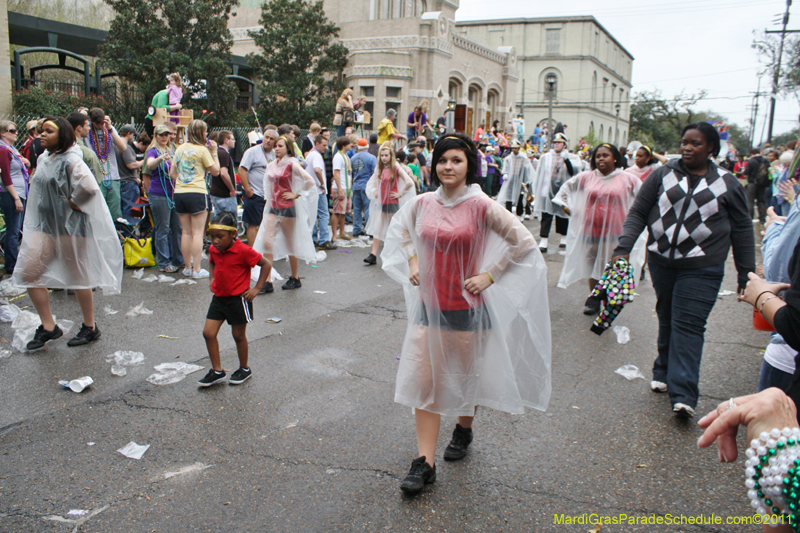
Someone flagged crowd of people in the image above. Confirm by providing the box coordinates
[4,97,800,515]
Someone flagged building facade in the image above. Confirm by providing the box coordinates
[458,16,633,146]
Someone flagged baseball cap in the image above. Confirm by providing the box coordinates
[26,120,38,132]
[119,124,138,135]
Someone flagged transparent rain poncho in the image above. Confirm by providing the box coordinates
[252,157,318,264]
[496,152,533,206]
[382,184,551,416]
[364,163,415,241]
[11,145,123,294]
[553,169,642,288]
[531,149,582,217]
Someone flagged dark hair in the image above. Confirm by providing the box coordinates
[66,112,89,131]
[88,107,105,124]
[682,122,721,158]
[209,211,238,233]
[369,132,378,143]
[336,136,351,151]
[137,132,151,145]
[749,148,760,156]
[590,143,623,170]
[314,135,327,146]
[395,150,406,163]
[291,125,301,138]
[207,131,219,143]
[636,145,657,167]
[42,116,76,155]
[277,124,293,136]
[217,130,233,145]
[429,132,480,188]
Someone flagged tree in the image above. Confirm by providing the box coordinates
[248,0,348,127]
[753,30,800,104]
[629,90,708,152]
[99,0,239,124]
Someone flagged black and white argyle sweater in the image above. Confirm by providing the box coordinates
[614,159,755,287]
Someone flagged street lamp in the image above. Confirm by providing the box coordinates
[446,97,456,133]
[545,73,557,150]
[614,103,621,145]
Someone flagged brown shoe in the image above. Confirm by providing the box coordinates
[338,234,352,240]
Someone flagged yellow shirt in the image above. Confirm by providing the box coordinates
[173,143,213,194]
[377,118,396,146]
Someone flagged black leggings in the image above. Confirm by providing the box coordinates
[539,212,568,238]
[505,194,531,216]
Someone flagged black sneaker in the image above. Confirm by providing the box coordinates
[583,295,601,315]
[319,241,338,250]
[282,277,302,290]
[259,281,274,294]
[364,253,377,265]
[400,456,436,494]
[198,369,226,387]
[67,323,101,347]
[443,424,473,461]
[229,367,252,385]
[26,324,63,351]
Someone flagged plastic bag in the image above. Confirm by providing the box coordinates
[158,275,175,283]
[0,304,21,323]
[613,326,630,344]
[0,349,11,359]
[132,268,144,279]
[103,305,119,315]
[125,302,153,318]
[146,362,203,385]
[615,364,645,380]
[316,251,327,262]
[117,441,150,459]
[0,279,25,298]
[171,279,196,286]
[11,311,74,352]
[106,350,145,376]
[141,275,159,283]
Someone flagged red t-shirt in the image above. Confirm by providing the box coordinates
[209,239,263,296]
[379,167,400,206]
[268,161,294,210]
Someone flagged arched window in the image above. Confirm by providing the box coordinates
[419,0,427,14]
[542,72,558,101]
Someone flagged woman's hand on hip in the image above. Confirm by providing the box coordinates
[281,191,295,201]
[464,273,493,295]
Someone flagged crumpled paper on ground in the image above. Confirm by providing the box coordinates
[132,268,144,279]
[141,275,159,283]
[615,364,645,380]
[158,275,175,283]
[126,302,153,317]
[106,351,146,376]
[613,326,630,344]
[0,303,21,323]
[11,310,74,352]
[171,279,197,286]
[117,441,150,459]
[103,305,119,315]
[0,279,26,297]
[316,251,327,262]
[146,362,203,385]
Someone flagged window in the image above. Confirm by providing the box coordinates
[361,86,374,97]
[380,0,389,19]
[543,73,558,100]
[594,31,599,56]
[364,101,374,128]
[546,29,560,55]
[386,86,401,99]
[591,72,597,105]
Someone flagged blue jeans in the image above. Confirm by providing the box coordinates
[0,192,25,273]
[312,191,331,245]
[210,195,238,218]
[758,359,795,392]
[352,189,370,235]
[120,180,141,224]
[649,261,725,409]
[149,194,184,268]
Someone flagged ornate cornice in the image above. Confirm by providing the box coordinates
[230,26,260,42]
[451,34,506,64]
[344,65,414,78]
[341,35,453,56]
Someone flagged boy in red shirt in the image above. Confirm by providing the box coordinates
[198,213,271,387]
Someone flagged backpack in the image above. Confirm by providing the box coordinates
[755,158,770,187]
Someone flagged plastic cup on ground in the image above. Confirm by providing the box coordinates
[68,376,94,393]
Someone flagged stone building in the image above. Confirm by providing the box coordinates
[458,16,633,145]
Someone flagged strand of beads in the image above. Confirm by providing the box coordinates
[745,427,800,527]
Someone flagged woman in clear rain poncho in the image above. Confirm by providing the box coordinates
[12,117,123,350]
[251,136,317,291]
[382,132,551,495]
[626,145,665,183]
[552,143,642,314]
[363,141,415,266]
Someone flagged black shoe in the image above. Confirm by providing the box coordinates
[282,277,302,290]
[364,253,377,265]
[259,281,274,294]
[198,369,226,387]
[229,367,252,385]
[583,295,601,315]
[443,424,473,461]
[319,241,338,250]
[66,323,101,347]
[26,324,63,351]
[400,456,436,494]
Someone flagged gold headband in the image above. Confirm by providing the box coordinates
[208,224,237,232]
[44,121,59,131]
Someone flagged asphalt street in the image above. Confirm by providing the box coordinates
[0,219,771,532]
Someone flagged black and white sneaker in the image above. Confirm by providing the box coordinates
[282,277,302,290]
[399,456,436,494]
[198,369,226,387]
[259,282,274,294]
[364,253,377,265]
[67,323,101,347]
[229,367,252,385]
[443,424,473,461]
[26,324,63,351]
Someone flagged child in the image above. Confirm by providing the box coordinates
[198,213,271,387]
[167,73,183,125]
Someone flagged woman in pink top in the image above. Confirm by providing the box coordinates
[626,145,665,182]
[167,73,183,124]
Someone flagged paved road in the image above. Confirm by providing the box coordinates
[0,221,770,532]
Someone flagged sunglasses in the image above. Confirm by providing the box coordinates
[5,129,17,134]
[157,132,169,136]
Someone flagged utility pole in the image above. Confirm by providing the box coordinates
[545,74,556,150]
[750,77,762,149]
[767,0,792,143]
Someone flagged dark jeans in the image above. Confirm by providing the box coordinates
[0,192,25,273]
[539,212,568,238]
[649,261,725,408]
[149,194,184,269]
[745,182,768,223]
[758,359,795,393]
[120,181,141,224]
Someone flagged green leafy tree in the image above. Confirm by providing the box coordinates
[99,0,239,125]
[629,90,708,152]
[248,0,348,127]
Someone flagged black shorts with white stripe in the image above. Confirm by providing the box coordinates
[206,294,254,325]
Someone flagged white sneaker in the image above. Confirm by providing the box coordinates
[524,214,531,220]
[538,238,548,251]
[192,268,210,279]
[182,268,192,277]
[673,403,695,418]
[650,380,667,393]
[519,215,525,222]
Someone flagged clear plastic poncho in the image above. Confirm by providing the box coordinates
[12,145,123,294]
[252,157,317,265]
[497,152,533,206]
[531,149,581,217]
[626,162,661,182]
[552,169,643,288]
[364,163,415,241]
[382,184,551,416]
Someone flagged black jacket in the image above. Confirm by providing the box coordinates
[613,159,755,288]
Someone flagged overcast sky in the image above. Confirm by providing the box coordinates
[456,0,796,141]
